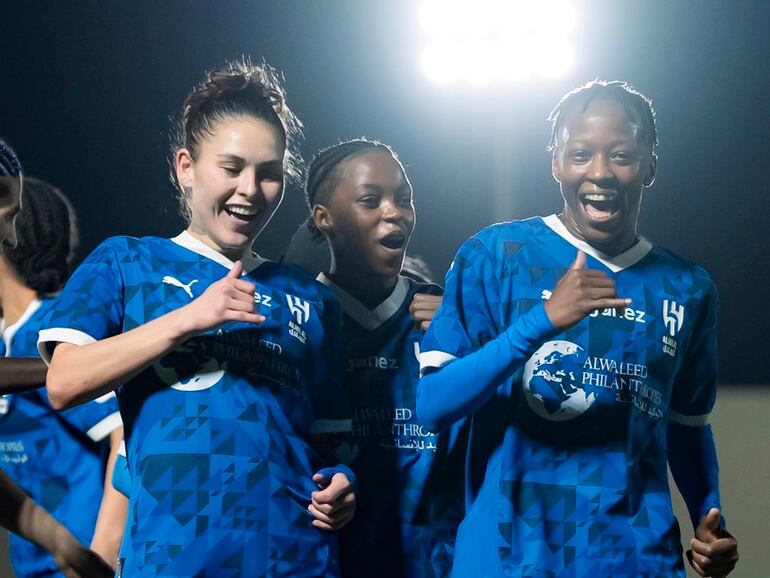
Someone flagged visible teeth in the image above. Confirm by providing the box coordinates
[584,194,614,202]
[226,206,257,216]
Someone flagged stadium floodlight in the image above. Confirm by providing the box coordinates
[419,0,577,85]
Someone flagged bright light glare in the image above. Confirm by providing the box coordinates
[420,0,578,85]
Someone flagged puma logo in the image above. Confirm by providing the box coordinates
[162,276,198,298]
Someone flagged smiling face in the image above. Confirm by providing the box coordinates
[176,115,285,260]
[314,148,415,286]
[552,97,656,256]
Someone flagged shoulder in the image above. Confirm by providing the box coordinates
[647,245,716,292]
[453,217,545,272]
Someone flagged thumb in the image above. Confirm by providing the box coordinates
[312,472,329,488]
[227,260,243,279]
[704,508,721,532]
[570,250,586,270]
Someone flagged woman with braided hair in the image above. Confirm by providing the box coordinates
[39,60,356,576]
[0,176,125,576]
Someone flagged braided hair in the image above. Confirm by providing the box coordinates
[547,80,657,154]
[169,58,303,222]
[0,140,22,176]
[3,177,77,295]
[304,138,396,237]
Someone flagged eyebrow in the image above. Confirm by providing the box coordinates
[216,154,282,165]
[357,183,411,193]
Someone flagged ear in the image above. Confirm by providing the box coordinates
[551,153,562,184]
[643,153,657,187]
[312,204,334,235]
[175,148,194,189]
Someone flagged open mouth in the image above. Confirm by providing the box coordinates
[224,205,259,223]
[379,231,407,251]
[580,192,621,223]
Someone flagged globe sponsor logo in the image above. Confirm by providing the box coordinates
[522,340,595,421]
[153,342,224,392]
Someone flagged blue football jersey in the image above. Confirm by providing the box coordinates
[38,232,351,577]
[419,216,719,578]
[0,297,121,578]
[319,274,464,578]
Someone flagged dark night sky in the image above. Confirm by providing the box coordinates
[1,1,768,383]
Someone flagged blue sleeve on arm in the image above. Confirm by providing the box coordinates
[315,464,358,492]
[417,303,555,431]
[667,421,721,529]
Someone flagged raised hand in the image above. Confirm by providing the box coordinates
[544,250,631,332]
[179,260,265,337]
[409,293,443,331]
[52,528,114,578]
[687,508,739,577]
[308,471,356,531]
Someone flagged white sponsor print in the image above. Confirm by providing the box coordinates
[523,340,665,421]
[285,295,310,325]
[662,299,684,337]
[162,275,198,298]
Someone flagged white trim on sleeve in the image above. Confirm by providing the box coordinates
[86,411,123,442]
[669,409,711,427]
[37,328,97,364]
[419,350,457,376]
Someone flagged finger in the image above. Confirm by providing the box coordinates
[686,550,708,577]
[312,473,351,503]
[419,320,431,331]
[232,279,256,295]
[227,260,244,279]
[312,472,328,488]
[570,250,586,270]
[590,298,632,310]
[228,311,265,325]
[691,537,738,557]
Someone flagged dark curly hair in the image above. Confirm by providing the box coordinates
[547,80,658,155]
[0,139,22,176]
[169,58,303,222]
[3,177,78,295]
[304,138,398,237]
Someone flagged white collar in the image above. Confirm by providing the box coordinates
[171,230,267,275]
[2,298,43,357]
[542,214,652,273]
[317,273,410,331]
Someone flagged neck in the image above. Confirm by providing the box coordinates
[0,258,38,326]
[185,227,252,261]
[327,267,397,310]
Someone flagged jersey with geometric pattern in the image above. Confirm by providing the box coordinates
[1,296,121,578]
[38,232,351,577]
[319,274,464,578]
[419,215,719,578]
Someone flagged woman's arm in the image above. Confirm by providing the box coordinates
[46,261,264,409]
[89,427,128,569]
[0,358,48,394]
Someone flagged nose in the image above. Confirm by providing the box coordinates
[587,154,614,184]
[381,198,408,223]
[238,168,260,198]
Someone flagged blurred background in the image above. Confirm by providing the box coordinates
[1,1,767,575]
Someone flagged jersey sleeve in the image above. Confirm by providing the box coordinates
[667,275,722,526]
[308,290,351,435]
[417,235,555,430]
[37,238,126,363]
[58,390,122,442]
[668,276,718,425]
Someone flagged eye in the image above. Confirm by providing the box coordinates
[398,194,413,207]
[610,151,634,165]
[569,150,591,163]
[358,195,380,208]
[222,165,240,176]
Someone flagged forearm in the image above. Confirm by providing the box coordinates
[0,471,64,553]
[417,304,555,430]
[0,358,48,394]
[90,428,128,569]
[46,307,193,409]
[668,421,721,528]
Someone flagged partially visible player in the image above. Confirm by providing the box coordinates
[0,178,126,575]
[38,60,355,577]
[307,139,461,578]
[417,81,738,577]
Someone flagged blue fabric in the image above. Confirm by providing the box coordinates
[418,216,720,577]
[39,234,350,577]
[0,297,120,578]
[323,277,464,578]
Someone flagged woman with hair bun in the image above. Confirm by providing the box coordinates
[0,177,125,576]
[39,60,355,577]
